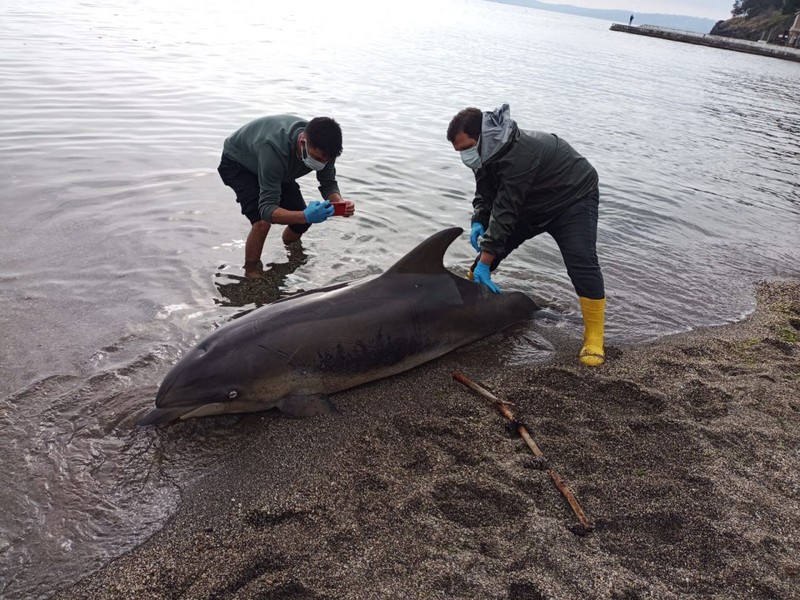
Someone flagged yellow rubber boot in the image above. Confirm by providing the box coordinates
[579,296,606,366]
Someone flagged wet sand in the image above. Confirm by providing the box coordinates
[56,280,800,599]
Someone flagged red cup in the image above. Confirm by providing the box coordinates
[330,201,347,216]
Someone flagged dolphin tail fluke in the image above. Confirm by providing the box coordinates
[138,406,191,427]
[277,394,340,418]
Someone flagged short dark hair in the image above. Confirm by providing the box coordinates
[446,108,482,142]
[305,117,343,159]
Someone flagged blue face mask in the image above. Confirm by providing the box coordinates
[460,139,482,170]
[301,138,328,171]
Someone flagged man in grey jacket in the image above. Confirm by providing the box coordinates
[218,114,355,278]
[447,104,606,366]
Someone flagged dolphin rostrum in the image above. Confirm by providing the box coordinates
[140,227,540,426]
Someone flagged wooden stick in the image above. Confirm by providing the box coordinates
[452,372,594,535]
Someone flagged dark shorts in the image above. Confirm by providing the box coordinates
[217,153,310,234]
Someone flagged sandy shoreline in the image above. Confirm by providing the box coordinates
[55,280,800,599]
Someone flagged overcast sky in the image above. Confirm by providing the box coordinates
[554,0,736,20]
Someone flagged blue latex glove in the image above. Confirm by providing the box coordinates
[473,262,501,294]
[303,200,334,224]
[470,222,485,252]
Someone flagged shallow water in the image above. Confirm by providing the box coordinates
[1,0,799,596]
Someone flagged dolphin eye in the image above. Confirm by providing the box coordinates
[228,390,238,400]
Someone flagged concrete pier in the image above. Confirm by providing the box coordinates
[610,24,800,63]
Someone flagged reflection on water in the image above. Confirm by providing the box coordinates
[214,242,310,312]
[1,0,799,597]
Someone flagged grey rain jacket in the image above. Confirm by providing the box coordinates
[471,104,598,256]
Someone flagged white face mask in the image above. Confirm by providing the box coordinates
[460,138,482,170]
[301,138,327,171]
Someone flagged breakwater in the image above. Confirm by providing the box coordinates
[610,24,800,63]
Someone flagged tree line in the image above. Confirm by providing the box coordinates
[731,0,800,17]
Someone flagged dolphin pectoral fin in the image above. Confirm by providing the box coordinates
[276,394,340,418]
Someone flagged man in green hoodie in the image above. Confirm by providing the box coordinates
[446,104,606,366]
[218,114,355,278]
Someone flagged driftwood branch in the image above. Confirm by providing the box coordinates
[452,372,594,535]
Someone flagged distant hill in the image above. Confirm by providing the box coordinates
[490,0,719,33]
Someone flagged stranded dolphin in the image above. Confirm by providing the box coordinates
[140,227,540,426]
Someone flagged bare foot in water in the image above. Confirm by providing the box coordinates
[243,260,264,279]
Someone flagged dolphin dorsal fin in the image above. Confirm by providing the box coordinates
[383,227,463,275]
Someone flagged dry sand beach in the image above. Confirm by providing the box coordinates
[56,280,800,600]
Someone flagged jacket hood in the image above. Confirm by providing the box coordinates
[480,104,516,164]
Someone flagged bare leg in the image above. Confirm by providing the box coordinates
[244,220,270,278]
[282,226,303,245]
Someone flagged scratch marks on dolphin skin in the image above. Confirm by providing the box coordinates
[316,329,430,374]
[250,317,269,335]
[259,345,312,371]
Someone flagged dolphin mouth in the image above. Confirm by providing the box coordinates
[139,400,275,427]
[138,401,231,427]
[138,406,192,427]
[142,376,226,427]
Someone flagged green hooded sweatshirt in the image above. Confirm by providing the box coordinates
[222,115,340,223]
[471,105,598,256]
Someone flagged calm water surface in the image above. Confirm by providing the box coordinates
[1,0,798,596]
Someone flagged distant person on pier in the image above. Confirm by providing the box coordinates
[446,104,607,367]
[629,14,634,26]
